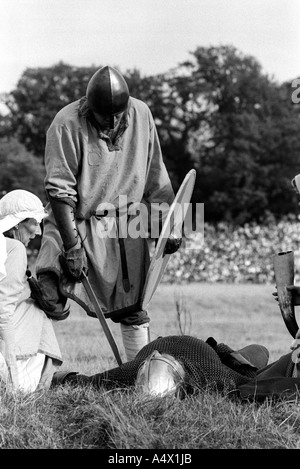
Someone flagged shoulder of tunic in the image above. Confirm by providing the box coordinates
[128,97,155,130]
[4,238,27,275]
[50,100,82,128]
[129,97,152,115]
[6,238,26,258]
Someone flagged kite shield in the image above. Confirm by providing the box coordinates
[141,169,196,311]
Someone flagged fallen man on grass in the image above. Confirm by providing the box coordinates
[50,333,300,402]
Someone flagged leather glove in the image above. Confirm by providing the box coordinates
[26,270,56,312]
[163,236,182,255]
[59,243,88,281]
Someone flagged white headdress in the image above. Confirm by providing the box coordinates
[0,190,46,280]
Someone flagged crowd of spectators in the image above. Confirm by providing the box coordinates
[162,215,300,284]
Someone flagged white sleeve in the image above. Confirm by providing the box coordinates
[0,240,27,388]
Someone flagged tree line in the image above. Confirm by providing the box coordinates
[1,45,299,224]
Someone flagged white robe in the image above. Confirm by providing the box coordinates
[0,238,62,389]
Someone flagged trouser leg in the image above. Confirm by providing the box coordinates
[120,323,150,362]
[37,356,62,390]
[16,353,46,392]
[120,309,150,361]
[0,351,9,384]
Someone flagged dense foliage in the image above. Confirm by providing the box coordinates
[0,138,46,203]
[1,45,300,223]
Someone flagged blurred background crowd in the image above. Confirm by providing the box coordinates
[164,215,300,284]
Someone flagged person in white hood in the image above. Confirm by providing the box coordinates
[0,189,62,393]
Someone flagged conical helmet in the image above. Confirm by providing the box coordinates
[86,66,129,128]
[135,350,185,397]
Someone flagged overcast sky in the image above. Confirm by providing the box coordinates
[0,0,299,94]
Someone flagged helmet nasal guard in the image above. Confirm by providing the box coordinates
[86,66,129,129]
[135,350,185,397]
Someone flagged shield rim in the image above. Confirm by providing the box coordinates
[141,169,196,310]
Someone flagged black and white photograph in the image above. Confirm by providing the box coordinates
[0,0,300,452]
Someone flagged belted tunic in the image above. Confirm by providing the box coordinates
[36,97,174,322]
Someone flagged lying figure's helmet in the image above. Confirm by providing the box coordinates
[86,66,129,129]
[135,350,186,397]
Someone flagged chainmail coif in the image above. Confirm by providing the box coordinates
[67,335,258,394]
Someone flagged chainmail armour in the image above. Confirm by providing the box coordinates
[68,336,257,394]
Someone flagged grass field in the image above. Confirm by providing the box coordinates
[1,282,300,450]
[54,282,295,374]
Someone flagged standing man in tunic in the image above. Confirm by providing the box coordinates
[35,66,181,361]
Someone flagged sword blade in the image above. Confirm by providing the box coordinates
[81,272,123,366]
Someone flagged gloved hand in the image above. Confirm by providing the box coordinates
[26,272,56,312]
[59,243,88,281]
[163,236,182,255]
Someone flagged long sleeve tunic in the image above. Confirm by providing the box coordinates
[36,97,175,320]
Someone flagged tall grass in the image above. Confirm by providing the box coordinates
[1,282,300,449]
